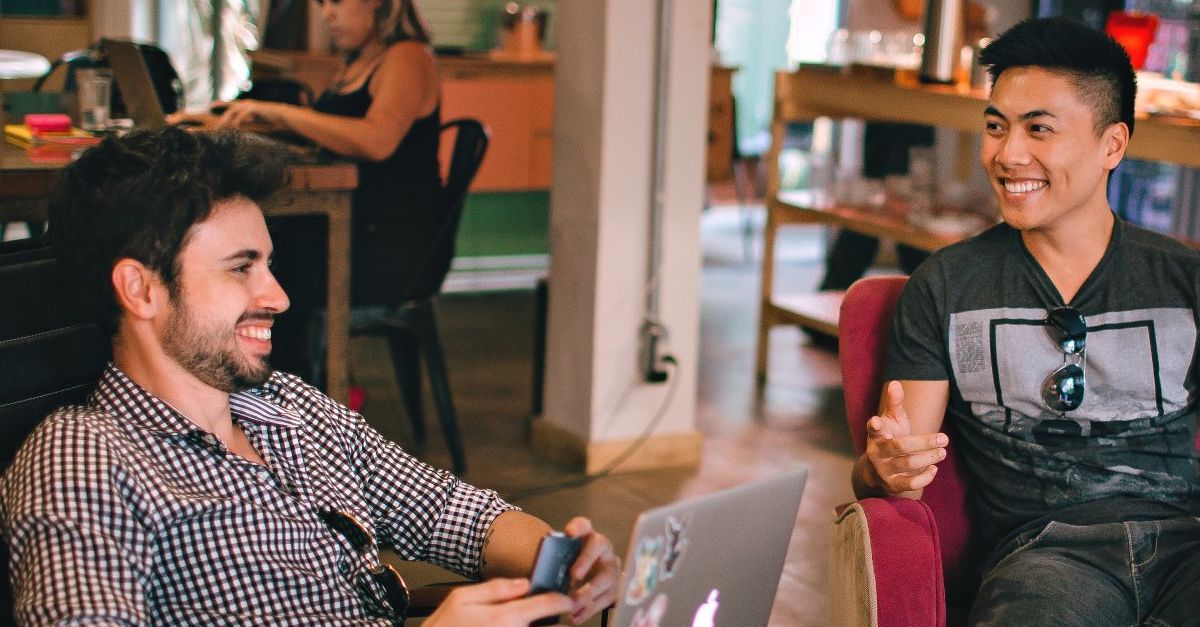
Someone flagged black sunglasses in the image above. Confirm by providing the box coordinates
[1041,307,1087,413]
[320,509,410,621]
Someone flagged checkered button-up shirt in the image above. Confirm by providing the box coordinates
[1,364,516,625]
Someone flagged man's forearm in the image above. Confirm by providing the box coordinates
[479,510,553,578]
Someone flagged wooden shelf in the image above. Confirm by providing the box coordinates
[777,66,1200,168]
[768,292,844,338]
[772,192,980,252]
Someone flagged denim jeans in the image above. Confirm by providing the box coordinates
[969,516,1200,626]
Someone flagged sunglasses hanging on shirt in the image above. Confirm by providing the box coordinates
[1040,307,1087,413]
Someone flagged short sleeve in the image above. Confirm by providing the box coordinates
[884,258,951,382]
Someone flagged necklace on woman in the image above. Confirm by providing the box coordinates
[331,43,386,92]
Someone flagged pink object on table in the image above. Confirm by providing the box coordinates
[24,113,72,135]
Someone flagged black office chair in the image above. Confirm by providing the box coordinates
[343,119,490,475]
[0,238,111,621]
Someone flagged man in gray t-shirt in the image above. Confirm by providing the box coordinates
[851,18,1200,625]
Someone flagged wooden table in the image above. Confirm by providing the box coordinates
[0,141,358,403]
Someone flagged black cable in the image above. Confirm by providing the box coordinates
[506,356,680,501]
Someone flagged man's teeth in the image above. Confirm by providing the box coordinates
[238,327,272,341]
[1004,180,1047,193]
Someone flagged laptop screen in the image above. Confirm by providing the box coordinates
[612,467,808,627]
[103,39,167,130]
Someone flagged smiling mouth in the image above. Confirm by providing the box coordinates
[1002,179,1048,194]
[236,326,272,341]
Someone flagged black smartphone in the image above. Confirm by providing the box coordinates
[528,531,582,626]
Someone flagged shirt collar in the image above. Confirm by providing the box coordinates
[91,363,305,436]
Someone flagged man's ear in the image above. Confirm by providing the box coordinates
[111,259,167,321]
[1103,122,1130,171]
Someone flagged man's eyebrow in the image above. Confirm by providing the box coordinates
[221,249,263,263]
[984,105,1056,122]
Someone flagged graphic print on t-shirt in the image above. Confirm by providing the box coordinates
[949,306,1197,443]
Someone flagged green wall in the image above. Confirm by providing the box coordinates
[455,191,549,258]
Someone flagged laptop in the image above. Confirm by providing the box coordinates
[103,39,323,162]
[611,467,807,627]
[103,39,168,130]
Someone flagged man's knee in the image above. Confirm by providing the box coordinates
[970,545,1136,626]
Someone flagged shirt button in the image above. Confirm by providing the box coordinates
[202,434,219,447]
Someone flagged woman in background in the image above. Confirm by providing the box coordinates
[174,0,443,379]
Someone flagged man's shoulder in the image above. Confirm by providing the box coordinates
[1119,221,1200,263]
[3,404,123,491]
[907,222,1016,288]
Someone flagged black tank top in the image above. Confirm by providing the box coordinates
[313,67,444,304]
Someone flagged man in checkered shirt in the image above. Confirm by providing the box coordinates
[0,128,619,625]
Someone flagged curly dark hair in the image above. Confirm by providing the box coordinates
[980,17,1137,137]
[49,127,290,336]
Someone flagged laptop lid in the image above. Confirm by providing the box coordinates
[612,467,808,627]
[103,39,167,129]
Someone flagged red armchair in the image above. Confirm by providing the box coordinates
[830,276,973,627]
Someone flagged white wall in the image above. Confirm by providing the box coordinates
[92,0,156,41]
[542,0,709,451]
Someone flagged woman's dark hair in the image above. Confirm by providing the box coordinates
[378,0,431,44]
[980,17,1137,136]
[48,127,289,336]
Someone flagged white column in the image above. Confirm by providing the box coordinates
[535,0,710,472]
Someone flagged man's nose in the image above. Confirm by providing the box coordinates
[259,270,290,314]
[994,132,1032,167]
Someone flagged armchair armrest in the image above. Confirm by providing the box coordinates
[830,498,946,627]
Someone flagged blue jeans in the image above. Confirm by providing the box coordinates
[969,516,1200,626]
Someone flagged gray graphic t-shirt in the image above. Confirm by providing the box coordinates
[885,220,1200,549]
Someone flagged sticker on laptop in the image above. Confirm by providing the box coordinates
[631,593,669,627]
[661,515,690,579]
[691,589,720,627]
[625,535,664,606]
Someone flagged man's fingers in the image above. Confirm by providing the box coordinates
[881,459,940,492]
[502,591,574,622]
[866,416,894,440]
[447,577,529,604]
[883,380,909,422]
[884,433,948,457]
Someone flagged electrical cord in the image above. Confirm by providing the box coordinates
[505,355,680,501]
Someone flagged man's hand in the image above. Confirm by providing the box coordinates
[423,578,574,627]
[863,381,949,496]
[562,517,620,625]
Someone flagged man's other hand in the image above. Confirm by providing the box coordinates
[563,517,620,625]
[423,578,573,627]
[864,380,949,495]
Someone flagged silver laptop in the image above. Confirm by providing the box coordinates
[103,39,168,129]
[612,467,807,627]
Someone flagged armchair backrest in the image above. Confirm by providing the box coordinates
[401,118,490,302]
[838,276,975,608]
[0,238,111,620]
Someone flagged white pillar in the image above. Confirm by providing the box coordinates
[535,0,710,473]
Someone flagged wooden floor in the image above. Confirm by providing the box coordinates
[352,205,855,626]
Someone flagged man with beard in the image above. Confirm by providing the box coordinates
[1,128,617,626]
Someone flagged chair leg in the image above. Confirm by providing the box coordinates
[385,328,428,451]
[407,300,466,474]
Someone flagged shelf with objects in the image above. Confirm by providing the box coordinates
[755,64,1200,383]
